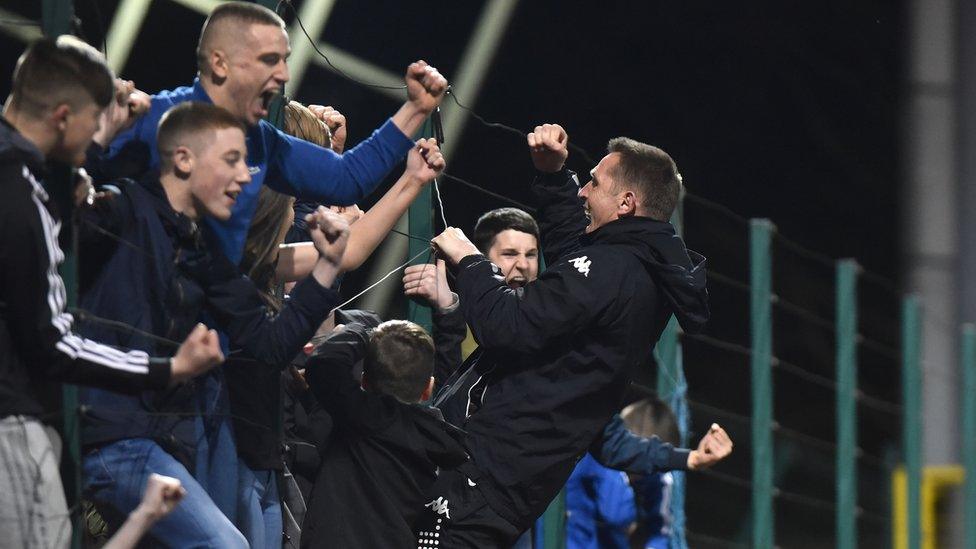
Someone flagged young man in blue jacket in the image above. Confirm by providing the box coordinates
[425,124,732,546]
[90,1,448,266]
[77,102,352,547]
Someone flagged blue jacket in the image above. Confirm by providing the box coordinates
[566,454,636,549]
[97,78,414,264]
[76,175,339,467]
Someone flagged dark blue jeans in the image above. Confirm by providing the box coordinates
[83,438,248,548]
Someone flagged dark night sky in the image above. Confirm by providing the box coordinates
[0,1,906,545]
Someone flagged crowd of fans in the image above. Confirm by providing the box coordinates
[0,3,733,548]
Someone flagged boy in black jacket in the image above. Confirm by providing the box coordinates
[300,320,469,548]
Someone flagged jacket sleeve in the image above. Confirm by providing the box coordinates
[432,298,466,390]
[531,168,588,265]
[0,174,170,391]
[266,119,414,206]
[195,252,340,366]
[304,323,397,431]
[454,250,615,354]
[589,414,689,474]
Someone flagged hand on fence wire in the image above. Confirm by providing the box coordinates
[527,123,569,173]
[687,423,733,470]
[170,324,224,384]
[403,259,455,310]
[431,227,480,266]
[406,60,448,114]
[407,138,446,185]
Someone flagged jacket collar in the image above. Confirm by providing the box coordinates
[0,116,48,179]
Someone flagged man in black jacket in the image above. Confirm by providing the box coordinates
[0,37,223,547]
[426,124,712,546]
[300,320,469,549]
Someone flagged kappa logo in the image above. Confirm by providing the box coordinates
[425,497,451,519]
[569,256,591,277]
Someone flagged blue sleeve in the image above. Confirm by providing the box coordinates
[265,119,414,205]
[594,466,637,528]
[590,414,690,474]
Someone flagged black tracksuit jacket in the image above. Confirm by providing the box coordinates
[435,168,710,529]
[0,117,170,419]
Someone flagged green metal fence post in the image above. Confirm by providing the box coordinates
[836,260,858,549]
[750,219,774,549]
[42,0,74,37]
[962,323,976,549]
[407,119,434,333]
[901,296,922,549]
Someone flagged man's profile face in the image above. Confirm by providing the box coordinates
[578,153,624,233]
[222,23,290,126]
[486,229,539,289]
[51,101,102,167]
[189,127,251,221]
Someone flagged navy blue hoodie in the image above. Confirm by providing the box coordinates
[75,175,338,466]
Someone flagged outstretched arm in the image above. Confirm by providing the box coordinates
[268,61,448,206]
[276,138,446,280]
[202,208,349,365]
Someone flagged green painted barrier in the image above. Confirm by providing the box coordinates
[836,260,858,549]
[750,219,774,549]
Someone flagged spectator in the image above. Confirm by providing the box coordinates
[76,102,351,547]
[0,36,222,549]
[90,1,448,265]
[299,321,469,548]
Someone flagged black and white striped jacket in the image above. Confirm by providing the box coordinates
[0,117,169,418]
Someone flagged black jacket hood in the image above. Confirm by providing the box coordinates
[583,216,709,333]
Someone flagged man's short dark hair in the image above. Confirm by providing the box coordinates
[472,207,539,255]
[156,102,246,169]
[7,36,114,118]
[363,320,434,403]
[607,137,682,222]
[197,1,286,75]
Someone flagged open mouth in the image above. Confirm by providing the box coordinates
[507,277,527,289]
[225,190,239,204]
[259,88,279,113]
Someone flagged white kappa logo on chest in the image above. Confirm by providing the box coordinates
[569,256,591,277]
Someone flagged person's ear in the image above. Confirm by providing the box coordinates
[360,372,368,391]
[51,103,71,133]
[210,49,230,81]
[172,146,194,177]
[618,190,638,217]
[420,376,435,402]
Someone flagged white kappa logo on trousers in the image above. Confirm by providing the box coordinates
[425,497,451,519]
